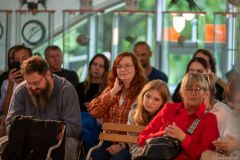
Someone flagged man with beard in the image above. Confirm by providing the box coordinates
[133,41,168,83]
[6,56,81,160]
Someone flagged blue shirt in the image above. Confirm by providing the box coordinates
[148,67,168,83]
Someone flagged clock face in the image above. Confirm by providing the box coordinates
[0,23,3,40]
[21,20,46,45]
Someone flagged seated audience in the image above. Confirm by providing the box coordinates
[75,54,109,152]
[6,56,81,160]
[44,45,79,87]
[193,49,225,101]
[0,45,15,98]
[127,80,171,159]
[137,72,219,160]
[204,73,232,136]
[133,41,168,82]
[76,54,109,111]
[172,57,208,102]
[201,73,240,159]
[87,52,147,160]
[0,45,32,136]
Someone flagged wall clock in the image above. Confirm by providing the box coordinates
[0,23,3,40]
[21,20,46,45]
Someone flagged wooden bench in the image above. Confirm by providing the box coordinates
[86,123,145,160]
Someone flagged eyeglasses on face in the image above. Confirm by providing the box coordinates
[184,87,205,94]
[116,64,134,70]
[26,75,44,88]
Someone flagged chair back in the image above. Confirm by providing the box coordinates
[2,115,65,160]
[86,122,145,160]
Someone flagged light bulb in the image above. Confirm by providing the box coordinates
[173,16,186,33]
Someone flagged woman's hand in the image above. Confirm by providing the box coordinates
[110,78,123,97]
[213,136,239,152]
[106,144,123,155]
[164,123,186,142]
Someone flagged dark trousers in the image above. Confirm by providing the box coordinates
[91,141,131,160]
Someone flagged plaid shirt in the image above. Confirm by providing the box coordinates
[87,87,135,124]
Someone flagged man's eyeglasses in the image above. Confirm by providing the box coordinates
[117,64,134,70]
[26,75,44,88]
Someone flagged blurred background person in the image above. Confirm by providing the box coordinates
[44,45,79,87]
[201,72,240,159]
[76,54,109,111]
[193,49,225,101]
[0,45,32,136]
[75,54,109,152]
[0,45,16,98]
[172,57,208,102]
[133,41,168,83]
[203,73,232,137]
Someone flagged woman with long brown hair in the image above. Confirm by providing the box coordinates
[76,54,109,111]
[75,54,110,152]
[88,52,147,160]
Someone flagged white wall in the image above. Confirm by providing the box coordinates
[0,0,122,45]
[0,0,80,45]
[0,0,122,71]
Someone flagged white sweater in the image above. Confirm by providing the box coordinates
[209,101,232,137]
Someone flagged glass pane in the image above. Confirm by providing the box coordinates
[214,12,240,79]
[63,10,104,81]
[161,11,206,92]
[15,10,54,50]
[0,11,12,71]
[111,10,156,62]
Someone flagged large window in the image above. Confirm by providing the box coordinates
[33,0,236,90]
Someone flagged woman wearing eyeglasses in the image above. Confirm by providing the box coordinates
[137,72,219,160]
[87,52,147,160]
[193,49,225,101]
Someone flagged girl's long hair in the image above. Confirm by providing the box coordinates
[134,80,171,126]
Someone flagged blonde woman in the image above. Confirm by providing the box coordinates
[127,80,171,159]
[137,72,219,160]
